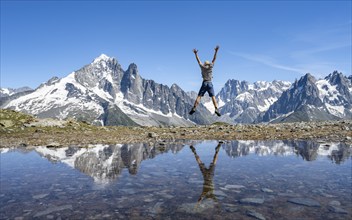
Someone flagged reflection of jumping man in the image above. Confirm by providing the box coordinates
[189,46,221,117]
[190,143,221,204]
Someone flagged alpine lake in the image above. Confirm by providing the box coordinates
[0,140,351,220]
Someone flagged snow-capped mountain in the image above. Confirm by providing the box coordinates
[202,80,291,123]
[0,87,34,107]
[316,71,352,118]
[2,54,212,126]
[0,87,32,97]
[261,72,352,123]
[2,53,350,125]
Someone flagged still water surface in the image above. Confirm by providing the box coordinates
[0,140,351,219]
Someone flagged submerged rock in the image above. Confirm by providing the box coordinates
[214,190,227,197]
[33,205,72,217]
[178,200,217,214]
[328,200,341,206]
[240,198,265,205]
[246,209,266,220]
[287,198,320,207]
[261,188,273,193]
[328,205,348,214]
[32,194,49,199]
[225,184,245,190]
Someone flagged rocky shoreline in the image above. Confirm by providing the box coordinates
[0,110,351,148]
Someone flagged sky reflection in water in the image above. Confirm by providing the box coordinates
[0,140,351,219]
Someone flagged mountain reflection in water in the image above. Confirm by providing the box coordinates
[1,140,350,184]
[223,140,351,164]
[0,140,351,220]
[33,142,185,184]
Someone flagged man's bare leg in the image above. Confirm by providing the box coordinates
[194,96,202,108]
[189,96,202,115]
[211,96,218,109]
[212,96,221,117]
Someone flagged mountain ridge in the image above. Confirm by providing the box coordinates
[1,54,212,126]
[1,54,351,125]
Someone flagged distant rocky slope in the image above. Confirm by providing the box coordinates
[211,80,291,123]
[261,72,352,123]
[0,87,34,107]
[183,72,351,124]
[0,87,32,98]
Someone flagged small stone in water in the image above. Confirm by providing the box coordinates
[225,184,245,190]
[214,190,227,197]
[261,188,273,193]
[246,209,266,220]
[328,200,341,206]
[287,198,320,207]
[32,194,49,199]
[240,198,265,205]
[328,206,348,214]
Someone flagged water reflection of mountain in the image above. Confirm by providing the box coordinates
[223,140,351,164]
[34,143,184,183]
[2,140,350,183]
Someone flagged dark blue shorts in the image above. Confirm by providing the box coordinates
[198,81,215,97]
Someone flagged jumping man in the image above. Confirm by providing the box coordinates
[189,46,221,116]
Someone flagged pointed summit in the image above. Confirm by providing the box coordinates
[93,54,111,63]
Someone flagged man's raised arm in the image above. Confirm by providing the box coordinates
[212,45,220,64]
[193,49,202,65]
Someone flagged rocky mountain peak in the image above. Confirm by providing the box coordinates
[219,79,248,99]
[171,83,182,91]
[73,55,124,89]
[46,76,60,86]
[93,54,112,63]
[126,63,138,74]
[300,73,316,84]
[325,71,345,85]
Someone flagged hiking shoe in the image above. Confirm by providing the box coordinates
[189,107,196,115]
[215,108,221,117]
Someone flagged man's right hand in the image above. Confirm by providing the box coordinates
[193,49,198,54]
[215,45,220,51]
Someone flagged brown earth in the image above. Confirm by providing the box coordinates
[0,109,351,147]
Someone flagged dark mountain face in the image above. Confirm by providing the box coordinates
[214,79,291,123]
[261,72,351,123]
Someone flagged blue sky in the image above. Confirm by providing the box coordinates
[1,1,351,93]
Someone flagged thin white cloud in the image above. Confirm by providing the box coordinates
[291,42,351,58]
[229,51,307,74]
[292,22,351,44]
[290,22,351,57]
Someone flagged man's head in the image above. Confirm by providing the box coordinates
[204,61,211,66]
